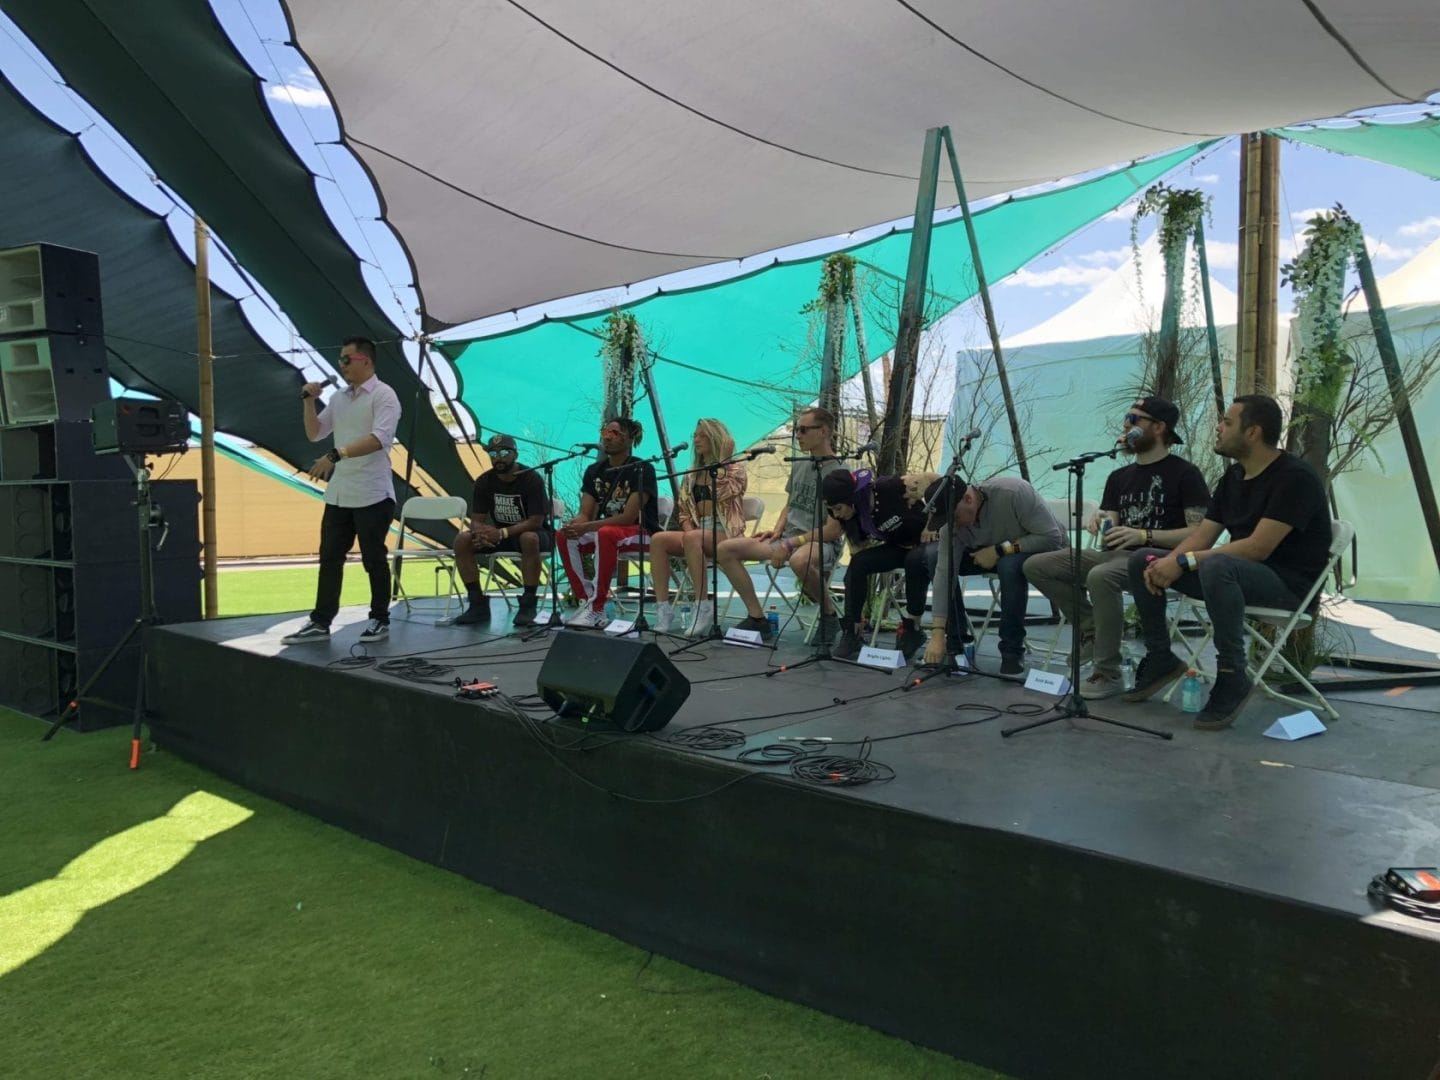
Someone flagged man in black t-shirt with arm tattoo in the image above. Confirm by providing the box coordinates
[1124,395,1332,730]
[1024,396,1209,699]
[453,434,552,627]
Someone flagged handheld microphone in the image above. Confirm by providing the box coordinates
[300,374,337,400]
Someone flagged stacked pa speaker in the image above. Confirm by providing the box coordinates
[0,242,200,729]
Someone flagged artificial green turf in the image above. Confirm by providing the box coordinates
[0,711,1007,1079]
[217,561,517,618]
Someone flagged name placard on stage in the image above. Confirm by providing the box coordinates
[857,645,905,670]
[724,627,765,649]
[1024,669,1070,696]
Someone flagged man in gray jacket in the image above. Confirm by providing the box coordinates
[922,476,1065,674]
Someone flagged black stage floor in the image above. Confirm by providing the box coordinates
[147,601,1440,1079]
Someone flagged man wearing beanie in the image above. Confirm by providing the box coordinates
[821,467,939,661]
[1023,396,1209,698]
[452,433,552,627]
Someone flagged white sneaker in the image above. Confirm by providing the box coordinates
[566,606,607,629]
[655,601,676,633]
[1079,671,1123,699]
[687,600,714,637]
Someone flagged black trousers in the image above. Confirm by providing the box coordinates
[842,543,935,626]
[311,498,395,626]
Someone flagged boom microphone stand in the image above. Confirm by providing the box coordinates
[1002,445,1170,739]
[668,445,777,655]
[519,446,590,639]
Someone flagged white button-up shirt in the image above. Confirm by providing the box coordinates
[314,375,402,508]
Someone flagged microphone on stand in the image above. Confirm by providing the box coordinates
[958,427,982,447]
[747,445,778,458]
[1119,427,1143,449]
[853,441,879,457]
[666,442,689,457]
[300,374,337,399]
[574,442,601,451]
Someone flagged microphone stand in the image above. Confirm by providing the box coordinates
[624,447,674,635]
[905,435,978,690]
[1002,444,1170,739]
[519,446,590,640]
[764,448,884,678]
[667,447,771,656]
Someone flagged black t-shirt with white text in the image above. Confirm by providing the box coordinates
[1100,454,1210,531]
[472,465,549,528]
[1207,452,1332,597]
[581,456,660,532]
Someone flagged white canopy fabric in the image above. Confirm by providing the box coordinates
[285,0,1440,326]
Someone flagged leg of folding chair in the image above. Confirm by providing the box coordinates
[1244,614,1339,720]
[971,577,1001,649]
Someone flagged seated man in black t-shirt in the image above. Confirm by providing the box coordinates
[1024,396,1209,699]
[821,468,939,662]
[1123,395,1333,730]
[453,433,553,627]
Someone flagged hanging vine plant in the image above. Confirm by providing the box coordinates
[1129,183,1209,303]
[799,252,857,314]
[599,310,644,421]
[1282,206,1363,411]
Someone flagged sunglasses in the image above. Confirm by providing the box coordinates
[1123,413,1155,426]
[794,424,823,434]
[488,446,516,457]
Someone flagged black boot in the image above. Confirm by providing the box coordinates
[454,586,491,626]
[513,589,539,627]
[895,618,925,661]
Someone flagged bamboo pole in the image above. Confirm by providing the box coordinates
[194,217,218,618]
[1236,134,1261,395]
[941,128,1027,479]
[1255,134,1281,394]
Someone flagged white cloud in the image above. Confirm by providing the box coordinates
[1290,207,1331,225]
[1364,235,1420,262]
[1398,215,1440,238]
[1194,173,1220,185]
[1074,248,1129,267]
[265,82,331,109]
[1001,265,1113,289]
[1101,201,1140,222]
[1203,240,1239,269]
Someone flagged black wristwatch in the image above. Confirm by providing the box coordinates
[326,448,342,463]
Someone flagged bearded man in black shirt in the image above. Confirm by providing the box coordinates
[1124,395,1333,730]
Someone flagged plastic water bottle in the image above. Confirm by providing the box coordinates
[766,605,780,635]
[1181,669,1203,713]
[603,599,617,622]
[678,602,693,629]
[1120,650,1137,692]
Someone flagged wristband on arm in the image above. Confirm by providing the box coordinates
[1181,552,1198,572]
[998,541,1016,557]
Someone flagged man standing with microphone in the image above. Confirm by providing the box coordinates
[283,337,402,645]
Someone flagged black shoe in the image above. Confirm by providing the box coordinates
[833,628,863,661]
[1121,651,1186,702]
[1195,670,1253,730]
[896,621,925,661]
[454,599,492,626]
[999,653,1025,676]
[735,615,773,640]
[512,596,539,627]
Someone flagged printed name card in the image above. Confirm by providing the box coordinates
[1263,710,1327,741]
[857,645,906,670]
[724,627,765,648]
[603,619,636,636]
[1023,668,1071,696]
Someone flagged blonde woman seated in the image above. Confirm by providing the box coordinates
[650,418,749,636]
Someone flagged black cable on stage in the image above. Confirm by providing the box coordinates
[664,726,746,751]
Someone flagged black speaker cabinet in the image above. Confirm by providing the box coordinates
[536,632,690,732]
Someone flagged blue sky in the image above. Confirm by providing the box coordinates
[2,1,1437,393]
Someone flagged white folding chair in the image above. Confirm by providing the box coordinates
[390,495,468,621]
[1161,519,1355,720]
[473,496,564,611]
[613,495,673,615]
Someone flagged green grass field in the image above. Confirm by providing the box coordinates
[0,710,1005,1079]
[216,560,515,618]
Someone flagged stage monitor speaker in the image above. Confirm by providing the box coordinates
[536,633,690,732]
[92,397,189,456]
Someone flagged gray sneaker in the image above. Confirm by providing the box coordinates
[358,619,390,643]
[281,620,330,645]
[1078,671,1123,700]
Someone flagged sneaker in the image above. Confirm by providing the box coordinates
[1194,670,1254,730]
[453,598,492,626]
[513,595,539,627]
[1121,651,1187,703]
[358,619,389,643]
[686,600,714,638]
[281,620,330,645]
[654,601,676,633]
[815,613,841,647]
[896,620,925,661]
[566,606,607,630]
[734,614,773,640]
[832,628,863,661]
[1079,671,1123,700]
[999,653,1025,676]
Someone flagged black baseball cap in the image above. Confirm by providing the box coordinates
[486,433,518,454]
[1135,396,1183,445]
